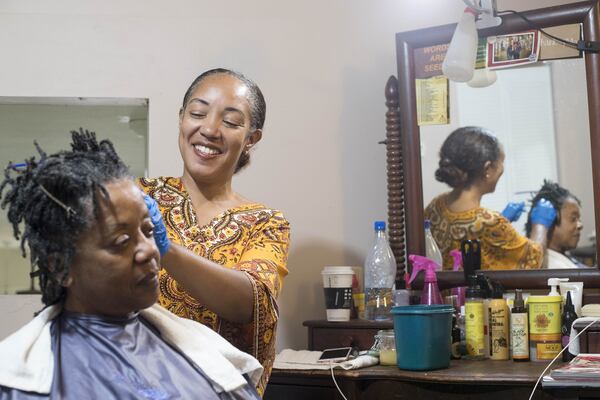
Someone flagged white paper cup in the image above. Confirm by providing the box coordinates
[321,266,355,322]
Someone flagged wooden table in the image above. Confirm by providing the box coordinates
[264,359,595,400]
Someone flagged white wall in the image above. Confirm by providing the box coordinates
[0,0,582,347]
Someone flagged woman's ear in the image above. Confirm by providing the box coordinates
[483,160,492,178]
[245,128,263,149]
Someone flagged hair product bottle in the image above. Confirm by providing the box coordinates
[465,276,486,360]
[511,289,529,362]
[489,284,509,360]
[561,291,578,362]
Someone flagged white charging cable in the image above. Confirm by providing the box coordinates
[329,362,349,400]
[528,317,600,400]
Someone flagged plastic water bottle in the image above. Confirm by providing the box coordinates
[364,221,397,320]
[424,219,443,270]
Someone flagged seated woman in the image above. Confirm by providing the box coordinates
[424,126,556,270]
[0,130,261,399]
[525,180,586,269]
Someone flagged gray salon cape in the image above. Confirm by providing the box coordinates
[0,304,262,399]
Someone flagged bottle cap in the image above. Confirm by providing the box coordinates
[565,291,575,312]
[491,282,504,299]
[424,219,431,229]
[475,273,493,298]
[444,294,459,309]
[513,289,525,309]
[465,276,483,298]
[374,221,386,231]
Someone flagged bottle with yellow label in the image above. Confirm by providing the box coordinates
[511,289,529,361]
[489,284,509,360]
[465,277,486,359]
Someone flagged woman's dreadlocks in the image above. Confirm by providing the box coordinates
[525,179,581,238]
[0,129,130,306]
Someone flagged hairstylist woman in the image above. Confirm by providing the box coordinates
[424,126,555,270]
[139,68,290,395]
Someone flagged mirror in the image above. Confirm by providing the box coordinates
[388,1,600,289]
[0,96,149,294]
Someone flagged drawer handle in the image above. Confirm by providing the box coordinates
[340,335,356,347]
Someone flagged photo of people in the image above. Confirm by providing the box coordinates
[488,30,539,68]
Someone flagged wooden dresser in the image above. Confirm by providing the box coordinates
[302,319,392,351]
[265,319,600,399]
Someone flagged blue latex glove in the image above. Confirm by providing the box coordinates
[501,201,525,222]
[530,198,557,229]
[143,194,171,256]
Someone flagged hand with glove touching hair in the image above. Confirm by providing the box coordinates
[143,194,170,256]
[530,198,557,228]
[501,201,525,222]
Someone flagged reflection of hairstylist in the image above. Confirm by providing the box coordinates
[138,68,290,395]
[424,126,556,270]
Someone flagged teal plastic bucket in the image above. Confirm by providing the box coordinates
[391,305,453,371]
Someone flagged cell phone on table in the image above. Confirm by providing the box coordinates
[316,347,355,363]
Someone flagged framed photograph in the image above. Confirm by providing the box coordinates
[487,30,540,69]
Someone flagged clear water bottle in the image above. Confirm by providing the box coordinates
[364,221,397,321]
[424,219,443,270]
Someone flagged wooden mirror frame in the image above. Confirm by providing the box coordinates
[387,1,600,289]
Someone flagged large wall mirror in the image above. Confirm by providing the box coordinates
[389,1,600,289]
[0,97,148,294]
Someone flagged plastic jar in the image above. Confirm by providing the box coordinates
[375,329,397,366]
[528,295,562,361]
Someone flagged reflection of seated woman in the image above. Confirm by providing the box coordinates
[0,131,261,399]
[525,180,586,269]
[424,126,556,270]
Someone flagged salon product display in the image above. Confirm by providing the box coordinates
[511,289,529,362]
[408,255,443,305]
[364,221,397,321]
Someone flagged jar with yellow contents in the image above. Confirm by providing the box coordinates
[373,329,397,366]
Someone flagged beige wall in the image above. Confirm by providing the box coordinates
[0,0,583,347]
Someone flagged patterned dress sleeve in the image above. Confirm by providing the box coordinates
[219,212,290,396]
[480,211,543,270]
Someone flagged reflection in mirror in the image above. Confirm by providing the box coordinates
[0,97,148,294]
[419,58,595,270]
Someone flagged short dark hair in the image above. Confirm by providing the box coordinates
[0,129,130,306]
[525,179,581,237]
[435,126,501,188]
[181,68,266,173]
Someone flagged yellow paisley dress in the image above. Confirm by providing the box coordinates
[424,193,542,270]
[138,177,290,395]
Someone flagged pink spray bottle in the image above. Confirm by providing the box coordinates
[408,254,443,305]
[450,249,466,308]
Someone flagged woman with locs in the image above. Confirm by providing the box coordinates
[0,130,261,399]
[140,68,290,395]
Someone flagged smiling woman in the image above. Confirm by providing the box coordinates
[138,68,290,396]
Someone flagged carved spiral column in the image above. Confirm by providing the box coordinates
[385,76,406,286]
